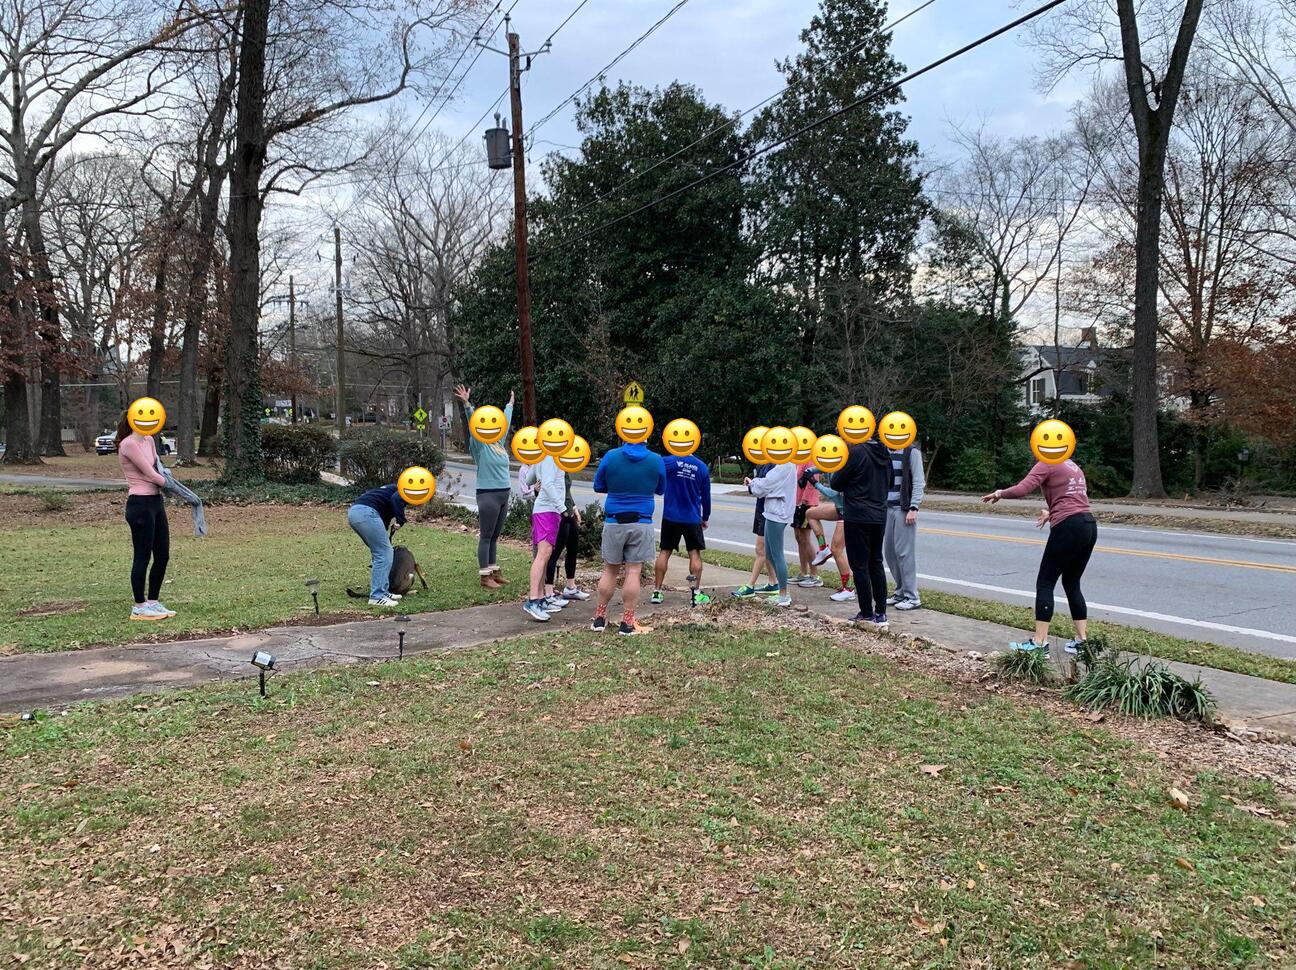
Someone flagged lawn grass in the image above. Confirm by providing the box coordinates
[694,549,1296,687]
[0,506,527,654]
[2,624,1292,967]
[1,444,220,481]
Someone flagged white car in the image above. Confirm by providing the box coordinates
[95,433,116,455]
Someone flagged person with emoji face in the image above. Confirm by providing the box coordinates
[983,421,1096,656]
[879,412,925,612]
[455,384,515,590]
[829,428,892,630]
[115,402,175,622]
[517,453,568,622]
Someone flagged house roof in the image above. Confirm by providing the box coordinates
[1026,344,1106,370]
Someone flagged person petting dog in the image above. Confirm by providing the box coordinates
[347,483,410,608]
[116,412,174,622]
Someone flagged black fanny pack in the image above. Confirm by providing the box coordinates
[613,511,641,524]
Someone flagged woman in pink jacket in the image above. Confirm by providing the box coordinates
[983,458,1096,654]
[115,414,175,622]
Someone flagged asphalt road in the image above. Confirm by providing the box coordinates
[442,460,1296,659]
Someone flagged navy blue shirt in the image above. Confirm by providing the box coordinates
[662,455,712,524]
[353,484,408,528]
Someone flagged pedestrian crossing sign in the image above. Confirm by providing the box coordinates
[413,407,428,423]
[623,381,644,404]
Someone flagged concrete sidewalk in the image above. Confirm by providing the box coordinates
[4,563,1294,738]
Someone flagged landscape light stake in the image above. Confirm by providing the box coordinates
[251,651,277,698]
[395,615,409,659]
[687,574,698,608]
[305,578,320,615]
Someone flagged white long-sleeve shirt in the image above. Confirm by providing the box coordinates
[519,456,565,515]
[748,462,796,525]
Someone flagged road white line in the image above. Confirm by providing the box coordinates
[922,510,1296,548]
[915,573,1296,646]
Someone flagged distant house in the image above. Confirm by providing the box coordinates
[1020,328,1114,413]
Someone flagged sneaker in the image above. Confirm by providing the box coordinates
[886,593,901,606]
[792,574,810,585]
[829,588,856,603]
[146,601,176,617]
[130,604,167,622]
[811,545,833,567]
[732,585,756,599]
[562,587,590,601]
[756,583,780,594]
[368,595,400,608]
[693,592,712,606]
[1009,638,1045,653]
[850,612,870,624]
[797,575,824,588]
[523,600,551,622]
[774,595,793,608]
[590,615,607,632]
[869,613,890,631]
[1063,638,1085,655]
[387,593,402,601]
[650,590,664,605]
[894,598,921,611]
[619,621,651,636]
[541,596,567,612]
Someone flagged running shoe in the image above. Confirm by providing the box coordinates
[797,576,824,588]
[894,598,921,611]
[792,574,811,586]
[130,604,167,622]
[650,590,664,605]
[590,615,607,632]
[774,595,793,609]
[693,592,712,606]
[850,612,871,624]
[368,595,400,608]
[732,585,756,598]
[869,613,890,631]
[829,588,856,603]
[541,596,567,613]
[1009,638,1045,652]
[562,587,590,601]
[523,600,551,622]
[811,546,833,567]
[619,621,651,636]
[756,583,780,594]
[147,601,177,617]
[386,593,403,601]
[1063,638,1085,655]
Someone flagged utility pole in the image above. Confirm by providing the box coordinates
[288,275,298,424]
[333,225,345,435]
[507,28,537,426]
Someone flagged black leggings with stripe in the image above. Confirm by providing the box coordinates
[1035,513,1097,622]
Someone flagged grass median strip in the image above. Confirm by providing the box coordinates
[3,624,1291,967]
[694,549,1296,687]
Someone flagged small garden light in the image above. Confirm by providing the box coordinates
[394,614,409,659]
[686,574,698,608]
[304,578,320,615]
[250,651,277,697]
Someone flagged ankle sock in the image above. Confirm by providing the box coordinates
[622,610,636,627]
[594,603,607,619]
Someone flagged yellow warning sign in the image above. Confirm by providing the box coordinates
[623,381,645,405]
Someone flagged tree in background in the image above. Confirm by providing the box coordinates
[749,0,924,426]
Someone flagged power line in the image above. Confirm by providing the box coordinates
[525,0,695,140]
[527,0,1072,266]
[541,0,595,47]
[559,0,939,226]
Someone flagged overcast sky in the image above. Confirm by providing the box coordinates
[428,0,1088,172]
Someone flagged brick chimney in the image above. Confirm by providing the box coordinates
[1077,326,1098,349]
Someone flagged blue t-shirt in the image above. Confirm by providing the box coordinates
[662,455,712,525]
[592,444,665,523]
[353,484,407,527]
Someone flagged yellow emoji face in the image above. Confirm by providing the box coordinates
[511,426,544,465]
[812,434,848,473]
[662,418,701,457]
[761,426,795,464]
[837,405,875,445]
[397,466,436,506]
[1030,419,1076,464]
[127,397,166,436]
[879,411,917,450]
[470,405,507,444]
[556,435,591,474]
[790,426,815,463]
[538,418,574,457]
[742,426,770,464]
[615,406,653,444]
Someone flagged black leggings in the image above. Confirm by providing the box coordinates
[546,514,579,585]
[125,494,170,603]
[1036,513,1097,622]
[844,521,887,617]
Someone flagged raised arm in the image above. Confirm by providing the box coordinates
[985,462,1049,503]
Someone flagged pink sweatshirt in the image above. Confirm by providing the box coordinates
[999,459,1091,527]
[795,463,819,507]
[118,434,166,496]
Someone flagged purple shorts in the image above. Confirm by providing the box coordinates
[532,511,561,547]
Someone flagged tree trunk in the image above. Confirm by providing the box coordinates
[199,364,222,457]
[0,228,40,464]
[22,202,67,457]
[1128,162,1168,498]
[221,0,271,482]
[178,185,223,465]
[146,247,170,398]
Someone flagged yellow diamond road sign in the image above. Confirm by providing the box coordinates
[623,381,644,405]
[413,407,428,423]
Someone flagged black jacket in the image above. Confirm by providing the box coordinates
[829,440,890,525]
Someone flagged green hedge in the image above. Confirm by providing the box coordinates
[339,429,446,490]
[260,424,337,484]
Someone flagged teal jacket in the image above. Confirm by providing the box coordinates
[466,403,513,491]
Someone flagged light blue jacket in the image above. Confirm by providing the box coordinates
[465,402,513,491]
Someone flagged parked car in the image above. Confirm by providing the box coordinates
[95,433,116,455]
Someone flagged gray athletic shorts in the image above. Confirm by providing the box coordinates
[601,521,655,564]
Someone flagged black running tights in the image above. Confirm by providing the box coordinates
[125,494,170,603]
[546,514,580,586]
[1035,513,1097,622]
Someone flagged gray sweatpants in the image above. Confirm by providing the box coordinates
[883,506,919,603]
[477,488,510,571]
